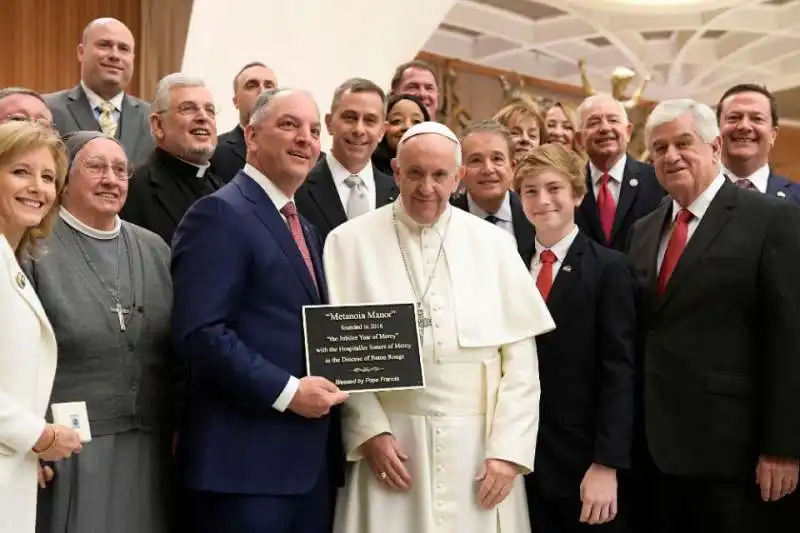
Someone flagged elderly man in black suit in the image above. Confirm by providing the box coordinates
[44,18,152,167]
[575,94,664,252]
[628,98,800,533]
[210,62,277,183]
[295,78,397,242]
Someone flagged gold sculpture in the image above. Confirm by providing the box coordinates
[578,58,652,161]
[441,63,471,134]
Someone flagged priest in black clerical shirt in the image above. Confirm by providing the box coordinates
[121,74,223,245]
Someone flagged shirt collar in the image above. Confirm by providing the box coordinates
[466,191,512,222]
[534,224,579,263]
[721,163,770,194]
[590,154,627,185]
[81,81,124,112]
[326,152,374,190]
[243,163,293,212]
[671,173,726,223]
[59,207,121,239]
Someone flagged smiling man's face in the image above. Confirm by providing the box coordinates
[460,130,513,204]
[326,88,385,174]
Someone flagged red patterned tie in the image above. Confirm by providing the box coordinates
[658,208,694,296]
[536,250,557,301]
[280,201,318,290]
[597,173,617,243]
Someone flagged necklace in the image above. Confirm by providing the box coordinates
[392,203,452,344]
[71,225,134,332]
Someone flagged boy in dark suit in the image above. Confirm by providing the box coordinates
[515,144,637,532]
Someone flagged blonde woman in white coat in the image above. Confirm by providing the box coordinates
[0,121,82,533]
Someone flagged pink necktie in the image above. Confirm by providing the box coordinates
[597,173,617,243]
[280,201,318,290]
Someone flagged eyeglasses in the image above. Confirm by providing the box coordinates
[156,102,217,118]
[81,157,132,180]
[3,114,54,129]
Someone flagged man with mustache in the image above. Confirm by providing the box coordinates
[574,94,664,253]
[451,120,534,262]
[120,73,222,245]
[717,83,800,205]
[44,18,153,167]
[296,78,397,242]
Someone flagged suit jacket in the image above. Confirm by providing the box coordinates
[767,171,800,206]
[523,232,636,498]
[120,148,223,245]
[577,157,665,253]
[210,125,246,184]
[451,191,535,262]
[44,85,154,167]
[0,236,57,531]
[628,180,800,479]
[170,171,339,495]
[295,158,398,242]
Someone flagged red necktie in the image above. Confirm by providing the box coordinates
[280,201,318,290]
[596,173,617,243]
[657,209,694,296]
[536,250,557,301]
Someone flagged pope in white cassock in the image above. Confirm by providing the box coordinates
[324,122,555,533]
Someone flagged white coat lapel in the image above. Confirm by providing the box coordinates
[1,241,54,339]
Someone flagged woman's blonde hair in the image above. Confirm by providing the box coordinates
[513,143,587,198]
[543,100,585,155]
[0,121,68,259]
[492,95,546,140]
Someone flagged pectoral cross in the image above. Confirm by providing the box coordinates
[111,302,130,332]
[416,302,433,344]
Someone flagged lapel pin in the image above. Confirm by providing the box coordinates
[629,178,639,187]
[562,265,572,272]
[777,191,787,199]
[15,272,26,289]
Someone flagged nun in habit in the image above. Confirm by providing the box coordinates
[24,132,175,533]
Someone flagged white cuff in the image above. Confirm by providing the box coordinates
[272,376,300,412]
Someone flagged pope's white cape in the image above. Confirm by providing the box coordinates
[323,200,555,533]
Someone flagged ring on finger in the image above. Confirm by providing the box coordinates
[379,471,388,481]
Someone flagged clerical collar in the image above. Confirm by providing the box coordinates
[60,207,121,240]
[155,147,211,178]
[467,190,512,222]
[394,196,452,233]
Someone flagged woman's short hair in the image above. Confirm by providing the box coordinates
[492,95,546,138]
[512,143,587,198]
[0,121,68,259]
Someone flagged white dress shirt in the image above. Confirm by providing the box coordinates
[721,163,769,193]
[467,191,515,236]
[242,163,300,411]
[590,154,627,204]
[657,173,726,271]
[530,224,579,283]
[81,81,124,122]
[327,152,376,212]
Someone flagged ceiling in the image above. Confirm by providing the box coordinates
[423,0,800,121]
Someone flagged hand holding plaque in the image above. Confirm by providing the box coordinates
[288,376,349,418]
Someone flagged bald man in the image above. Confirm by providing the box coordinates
[45,17,153,166]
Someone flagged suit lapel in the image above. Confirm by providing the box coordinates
[766,171,791,200]
[235,174,320,302]
[546,231,586,309]
[611,158,641,241]
[148,153,190,225]
[578,165,605,243]
[658,182,737,310]
[305,161,348,228]
[118,95,143,155]
[66,85,100,131]
[3,242,54,339]
[229,126,246,163]
[637,202,671,314]
[374,167,398,207]
[510,192,535,260]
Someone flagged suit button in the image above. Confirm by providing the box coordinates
[648,328,657,336]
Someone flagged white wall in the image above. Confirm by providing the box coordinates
[181,0,458,150]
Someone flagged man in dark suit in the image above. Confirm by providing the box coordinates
[514,143,636,532]
[574,94,664,252]
[171,88,348,533]
[44,18,153,166]
[296,78,397,242]
[451,120,534,262]
[717,83,800,205]
[120,73,222,245]
[211,61,278,183]
[628,99,800,532]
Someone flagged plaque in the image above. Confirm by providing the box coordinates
[302,303,425,393]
